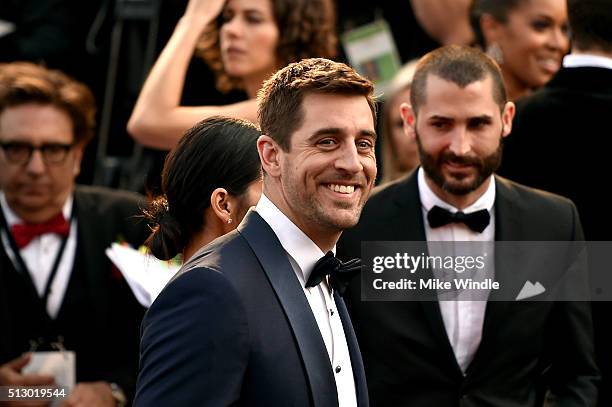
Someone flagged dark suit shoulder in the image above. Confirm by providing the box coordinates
[510,67,612,139]
[153,259,247,317]
[371,173,411,200]
[74,185,149,248]
[168,229,266,302]
[137,260,249,406]
[496,176,583,240]
[75,185,144,213]
[339,175,419,260]
[514,88,559,119]
[497,175,576,211]
[181,230,252,276]
[359,175,413,222]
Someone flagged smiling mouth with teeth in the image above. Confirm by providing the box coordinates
[328,184,356,194]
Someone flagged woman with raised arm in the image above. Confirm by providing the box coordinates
[128,0,336,150]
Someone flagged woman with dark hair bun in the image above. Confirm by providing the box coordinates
[144,116,262,261]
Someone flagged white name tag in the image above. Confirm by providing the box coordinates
[22,351,76,392]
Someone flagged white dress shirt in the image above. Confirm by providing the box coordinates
[418,168,496,373]
[0,192,77,319]
[255,194,357,407]
[563,53,612,70]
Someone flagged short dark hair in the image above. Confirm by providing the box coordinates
[257,58,376,151]
[410,45,507,115]
[197,0,337,93]
[0,62,96,144]
[470,0,525,48]
[144,116,262,260]
[567,0,612,53]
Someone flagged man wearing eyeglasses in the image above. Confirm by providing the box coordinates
[0,62,148,406]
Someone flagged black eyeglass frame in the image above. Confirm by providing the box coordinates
[0,141,75,165]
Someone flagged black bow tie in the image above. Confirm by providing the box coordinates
[306,251,361,296]
[427,205,490,233]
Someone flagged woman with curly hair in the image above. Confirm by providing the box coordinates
[128,0,337,149]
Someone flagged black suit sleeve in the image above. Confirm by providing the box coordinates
[546,202,599,405]
[547,302,599,405]
[134,267,249,406]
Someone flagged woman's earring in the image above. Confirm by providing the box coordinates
[486,43,504,65]
[227,218,233,224]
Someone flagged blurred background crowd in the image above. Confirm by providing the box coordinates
[2,0,560,190]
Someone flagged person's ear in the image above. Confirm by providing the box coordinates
[501,101,516,138]
[257,135,282,178]
[210,187,235,227]
[400,102,416,133]
[72,141,86,176]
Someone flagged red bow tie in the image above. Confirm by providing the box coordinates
[11,213,70,249]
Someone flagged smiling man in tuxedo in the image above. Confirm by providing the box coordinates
[135,58,376,406]
[338,45,599,406]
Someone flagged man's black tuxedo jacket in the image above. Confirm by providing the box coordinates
[135,211,368,407]
[500,66,612,406]
[501,66,612,242]
[0,185,148,400]
[337,172,599,406]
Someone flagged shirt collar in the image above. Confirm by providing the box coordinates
[0,191,74,227]
[563,53,612,70]
[417,167,496,213]
[254,194,333,283]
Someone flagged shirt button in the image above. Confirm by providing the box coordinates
[335,365,341,374]
[329,309,335,316]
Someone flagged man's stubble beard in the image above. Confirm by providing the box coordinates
[415,129,503,196]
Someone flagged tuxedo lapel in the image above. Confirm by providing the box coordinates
[393,173,464,379]
[492,176,524,242]
[238,211,338,407]
[334,292,368,407]
[467,177,524,376]
[489,177,525,301]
